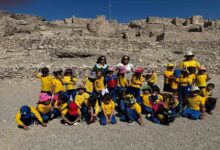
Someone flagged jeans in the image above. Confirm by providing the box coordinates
[178,85,191,105]
[163,84,171,92]
[142,105,153,114]
[108,87,117,102]
[40,113,51,122]
[66,89,77,101]
[181,107,201,120]
[20,113,35,126]
[130,87,141,104]
[99,113,117,125]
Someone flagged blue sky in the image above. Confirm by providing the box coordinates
[0,0,220,22]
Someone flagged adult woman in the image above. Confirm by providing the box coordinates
[116,55,134,82]
[92,55,109,76]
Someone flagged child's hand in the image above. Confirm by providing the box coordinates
[107,118,110,124]
[42,123,47,127]
[23,125,29,131]
[200,114,205,120]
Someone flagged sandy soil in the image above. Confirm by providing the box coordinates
[0,76,220,150]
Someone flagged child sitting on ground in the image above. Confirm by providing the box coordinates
[63,68,77,101]
[33,67,54,96]
[16,105,47,130]
[181,86,206,120]
[120,94,144,126]
[52,93,68,119]
[200,83,217,114]
[36,93,53,123]
[145,69,158,89]
[86,94,100,124]
[100,94,117,125]
[141,84,153,115]
[61,102,81,126]
[75,84,90,121]
[52,69,67,103]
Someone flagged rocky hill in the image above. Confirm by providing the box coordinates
[0,10,220,79]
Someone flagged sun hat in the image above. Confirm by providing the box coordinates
[185,51,194,56]
[39,93,52,102]
[135,67,143,74]
[118,66,127,74]
[142,83,152,91]
[199,66,206,71]
[20,106,32,119]
[191,86,200,92]
[167,63,174,67]
[68,102,78,115]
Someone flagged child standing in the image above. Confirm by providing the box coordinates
[36,93,52,123]
[34,67,53,96]
[145,69,158,89]
[100,94,117,125]
[181,86,206,120]
[195,66,211,91]
[16,105,47,130]
[64,68,77,101]
[178,70,191,106]
[130,67,144,104]
[120,94,144,126]
[163,64,174,92]
[84,72,96,95]
[94,70,105,103]
[105,66,118,102]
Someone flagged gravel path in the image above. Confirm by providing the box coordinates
[0,76,220,150]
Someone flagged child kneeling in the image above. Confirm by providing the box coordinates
[16,105,47,130]
[100,94,117,125]
[120,94,144,126]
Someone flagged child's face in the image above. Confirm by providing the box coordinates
[167,67,173,71]
[57,74,63,79]
[143,90,150,95]
[152,91,157,96]
[109,71,113,75]
[200,70,206,74]
[119,73,125,77]
[43,100,51,105]
[192,91,199,97]
[104,100,110,105]
[96,72,102,78]
[207,85,214,91]
[78,89,85,94]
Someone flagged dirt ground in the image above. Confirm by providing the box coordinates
[0,76,220,150]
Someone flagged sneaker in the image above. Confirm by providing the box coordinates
[146,114,152,118]
[73,122,79,126]
[128,121,136,126]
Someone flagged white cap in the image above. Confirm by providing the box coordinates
[185,51,194,56]
[191,86,200,92]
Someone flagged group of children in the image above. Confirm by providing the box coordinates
[15,52,217,130]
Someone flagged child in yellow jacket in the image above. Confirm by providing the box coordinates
[16,105,47,130]
[36,93,53,123]
[163,63,174,92]
[63,68,77,101]
[196,66,211,90]
[130,67,144,104]
[34,67,54,96]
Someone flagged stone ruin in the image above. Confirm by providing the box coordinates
[0,10,219,79]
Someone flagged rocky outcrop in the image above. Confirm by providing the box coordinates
[0,10,220,79]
